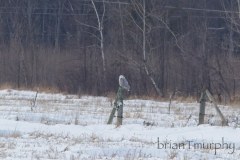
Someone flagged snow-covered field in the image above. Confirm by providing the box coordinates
[0,89,240,159]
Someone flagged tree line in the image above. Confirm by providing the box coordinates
[0,0,239,100]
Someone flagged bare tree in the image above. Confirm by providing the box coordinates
[129,0,162,96]
[91,0,107,90]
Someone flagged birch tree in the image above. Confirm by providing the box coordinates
[130,0,162,96]
[75,0,107,90]
[91,0,106,89]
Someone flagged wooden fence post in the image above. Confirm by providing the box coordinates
[168,90,176,114]
[107,107,116,124]
[32,91,38,110]
[107,87,124,126]
[199,91,206,125]
[116,100,123,126]
[205,90,228,126]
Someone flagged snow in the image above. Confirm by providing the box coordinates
[0,89,240,159]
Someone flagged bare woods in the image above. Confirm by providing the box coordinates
[0,0,239,99]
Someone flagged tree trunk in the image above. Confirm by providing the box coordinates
[142,0,162,96]
[91,0,106,91]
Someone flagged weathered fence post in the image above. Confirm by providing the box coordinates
[168,91,174,114]
[31,89,39,111]
[107,86,124,125]
[205,90,228,126]
[116,87,124,126]
[198,89,228,126]
[198,91,206,125]
[107,107,116,124]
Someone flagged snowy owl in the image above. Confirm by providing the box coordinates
[119,75,130,91]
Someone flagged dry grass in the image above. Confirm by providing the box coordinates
[0,142,6,148]
[125,112,131,118]
[228,96,240,107]
[0,85,237,108]
[0,83,15,90]
[33,86,61,93]
[0,131,21,138]
[132,112,144,119]
[0,84,61,94]
[128,94,198,104]
[167,150,178,159]
[106,91,116,99]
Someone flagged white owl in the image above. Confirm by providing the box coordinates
[119,75,130,91]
